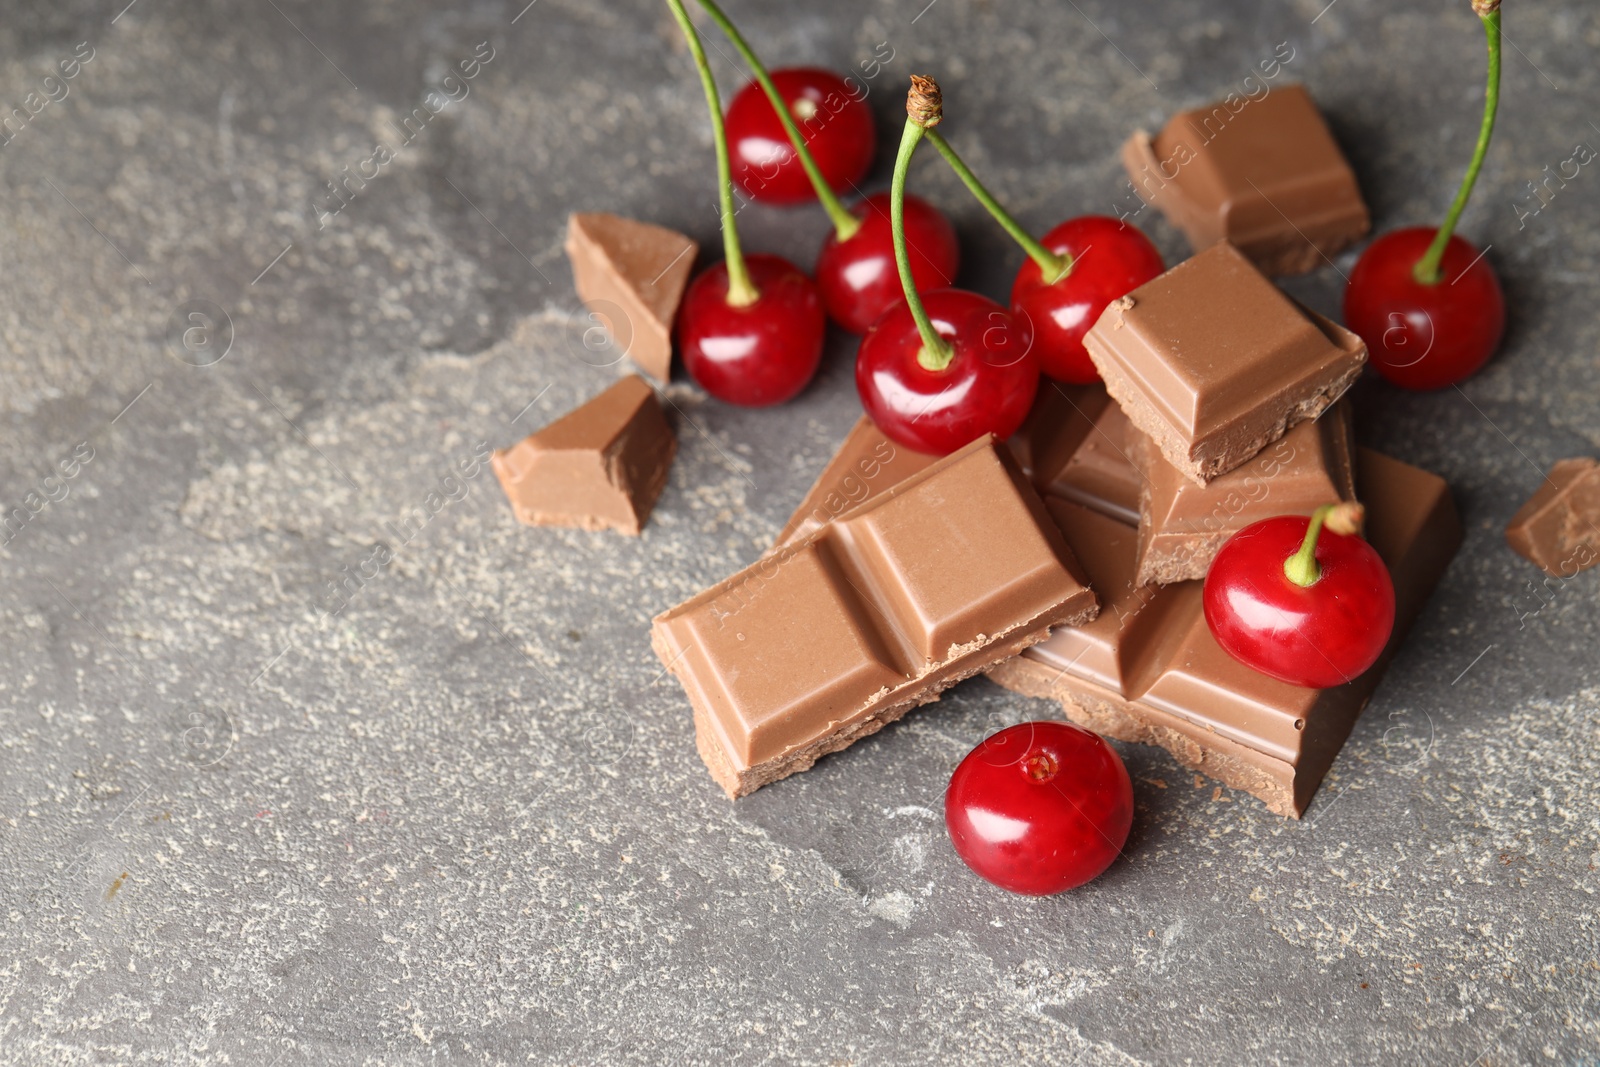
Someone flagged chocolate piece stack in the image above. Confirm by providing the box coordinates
[654,242,1461,817]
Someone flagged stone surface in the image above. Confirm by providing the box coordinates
[0,1,1597,1064]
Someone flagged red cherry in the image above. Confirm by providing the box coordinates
[726,68,875,206]
[1203,508,1396,689]
[855,289,1038,455]
[816,193,959,334]
[1010,216,1165,384]
[945,721,1133,896]
[1343,227,1505,391]
[677,254,825,407]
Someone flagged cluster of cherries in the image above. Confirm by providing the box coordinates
[664,0,1498,896]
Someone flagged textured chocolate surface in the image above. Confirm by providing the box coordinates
[491,374,676,535]
[1085,241,1366,483]
[655,437,1097,797]
[1132,400,1356,585]
[1505,457,1600,578]
[565,212,698,383]
[987,446,1461,818]
[1121,83,1370,276]
[770,416,939,550]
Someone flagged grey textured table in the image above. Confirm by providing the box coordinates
[2,1,1597,1063]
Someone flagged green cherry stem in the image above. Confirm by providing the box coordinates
[1413,1,1502,285]
[895,77,955,372]
[693,0,862,241]
[666,0,758,307]
[1284,502,1365,587]
[924,129,1069,284]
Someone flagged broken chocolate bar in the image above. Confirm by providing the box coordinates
[654,436,1098,798]
[1084,240,1366,484]
[1121,83,1370,277]
[1505,457,1600,578]
[492,374,676,536]
[1131,400,1356,586]
[565,213,698,383]
[986,447,1461,818]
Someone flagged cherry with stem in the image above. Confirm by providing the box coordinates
[696,0,958,334]
[921,115,1164,384]
[1203,502,1396,689]
[855,76,1037,456]
[665,0,823,407]
[1343,0,1505,391]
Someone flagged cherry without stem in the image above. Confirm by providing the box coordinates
[678,254,825,407]
[726,68,874,206]
[1342,227,1505,391]
[1203,507,1396,689]
[945,721,1133,896]
[1010,216,1165,383]
[817,192,959,335]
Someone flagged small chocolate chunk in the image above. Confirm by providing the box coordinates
[565,213,698,383]
[492,375,675,536]
[1121,83,1370,276]
[1505,457,1600,578]
[1084,241,1365,485]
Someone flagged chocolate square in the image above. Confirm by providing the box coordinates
[1504,457,1600,578]
[1121,83,1370,277]
[1084,241,1365,484]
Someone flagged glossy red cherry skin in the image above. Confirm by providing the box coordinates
[855,289,1038,456]
[945,721,1133,896]
[726,68,875,206]
[1203,515,1396,689]
[1011,216,1165,383]
[816,193,959,334]
[1343,227,1505,391]
[677,254,825,407]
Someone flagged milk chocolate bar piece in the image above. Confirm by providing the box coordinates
[770,417,939,550]
[565,213,698,383]
[492,375,675,536]
[1084,241,1366,484]
[1121,83,1370,277]
[654,437,1099,798]
[1009,383,1143,525]
[1132,400,1356,586]
[987,448,1461,818]
[1504,458,1600,578]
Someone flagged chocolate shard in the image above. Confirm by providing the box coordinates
[492,375,676,536]
[770,417,940,551]
[1121,83,1370,277]
[1084,240,1366,485]
[654,436,1099,798]
[1131,400,1356,586]
[565,213,698,383]
[986,447,1461,819]
[1009,383,1143,526]
[1505,457,1600,578]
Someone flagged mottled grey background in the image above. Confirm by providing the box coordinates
[0,0,1596,1064]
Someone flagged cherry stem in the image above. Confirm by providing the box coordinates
[1284,502,1364,587]
[924,129,1070,284]
[1413,4,1501,285]
[692,0,862,242]
[666,0,758,307]
[893,81,954,372]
